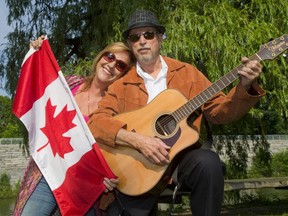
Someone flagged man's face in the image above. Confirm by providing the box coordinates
[127,27,162,65]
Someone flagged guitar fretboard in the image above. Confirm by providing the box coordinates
[172,54,261,122]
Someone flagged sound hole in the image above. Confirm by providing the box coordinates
[155,114,177,136]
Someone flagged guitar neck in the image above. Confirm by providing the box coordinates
[172,54,261,122]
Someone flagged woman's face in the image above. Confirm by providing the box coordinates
[95,50,130,85]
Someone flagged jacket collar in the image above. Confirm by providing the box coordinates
[123,56,186,85]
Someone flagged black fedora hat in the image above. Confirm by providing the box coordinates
[122,10,166,39]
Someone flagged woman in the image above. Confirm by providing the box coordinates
[13,35,135,216]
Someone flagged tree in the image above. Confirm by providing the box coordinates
[0,96,22,138]
[1,0,287,176]
[1,0,287,97]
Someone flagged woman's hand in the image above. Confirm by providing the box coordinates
[30,35,45,50]
[103,177,119,192]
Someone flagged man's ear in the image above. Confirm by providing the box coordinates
[157,33,164,43]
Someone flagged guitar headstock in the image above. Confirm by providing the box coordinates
[258,34,288,60]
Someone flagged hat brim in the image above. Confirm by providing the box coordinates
[122,22,166,39]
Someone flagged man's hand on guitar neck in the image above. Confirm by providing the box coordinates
[238,57,263,92]
[116,128,171,165]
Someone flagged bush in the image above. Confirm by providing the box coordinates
[271,150,288,177]
[0,173,13,198]
[225,149,288,206]
[0,173,19,199]
[248,149,288,178]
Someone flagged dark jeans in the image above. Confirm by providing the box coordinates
[108,148,224,216]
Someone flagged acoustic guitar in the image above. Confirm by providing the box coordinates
[99,34,288,196]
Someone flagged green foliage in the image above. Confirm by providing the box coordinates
[224,148,288,206]
[223,188,276,207]
[250,137,272,177]
[217,135,249,179]
[0,173,18,199]
[0,95,23,138]
[221,134,272,179]
[2,0,287,97]
[213,109,287,178]
[0,95,28,154]
[62,56,94,77]
[271,150,288,177]
[249,149,288,178]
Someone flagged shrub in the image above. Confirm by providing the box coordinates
[248,149,288,178]
[0,173,19,199]
[0,173,13,198]
[271,150,288,177]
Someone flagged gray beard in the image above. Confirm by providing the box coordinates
[138,55,153,64]
[137,51,158,65]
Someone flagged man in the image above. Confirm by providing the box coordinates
[88,9,265,216]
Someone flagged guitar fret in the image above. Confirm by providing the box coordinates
[173,111,182,122]
[173,67,241,122]
[202,90,212,101]
[174,110,180,121]
[178,107,188,120]
[205,88,212,97]
[219,78,226,88]
[194,96,202,107]
[183,105,191,116]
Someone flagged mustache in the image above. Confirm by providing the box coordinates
[138,47,150,51]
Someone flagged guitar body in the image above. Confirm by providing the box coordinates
[98,89,199,196]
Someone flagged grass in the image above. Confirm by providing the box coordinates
[221,200,288,216]
[158,200,288,216]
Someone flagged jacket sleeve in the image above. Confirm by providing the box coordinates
[88,82,126,147]
[203,82,265,124]
[178,62,266,125]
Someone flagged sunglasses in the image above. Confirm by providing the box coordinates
[127,31,158,43]
[102,52,128,73]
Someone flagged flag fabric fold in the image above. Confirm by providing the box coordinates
[12,37,115,215]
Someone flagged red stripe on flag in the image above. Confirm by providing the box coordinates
[53,143,114,215]
[12,40,61,118]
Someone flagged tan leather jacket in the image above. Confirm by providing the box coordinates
[88,56,265,146]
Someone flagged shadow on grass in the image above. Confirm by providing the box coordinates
[157,200,288,216]
[221,200,288,216]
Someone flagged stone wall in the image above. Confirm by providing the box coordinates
[218,135,288,166]
[1,135,288,186]
[0,142,29,186]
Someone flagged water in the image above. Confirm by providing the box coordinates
[0,198,15,216]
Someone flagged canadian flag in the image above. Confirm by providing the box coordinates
[12,37,115,215]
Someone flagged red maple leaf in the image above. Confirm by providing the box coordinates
[37,99,76,158]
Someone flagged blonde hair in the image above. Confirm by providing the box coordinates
[82,42,135,91]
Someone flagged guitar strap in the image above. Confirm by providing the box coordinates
[186,109,213,149]
[201,114,214,149]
